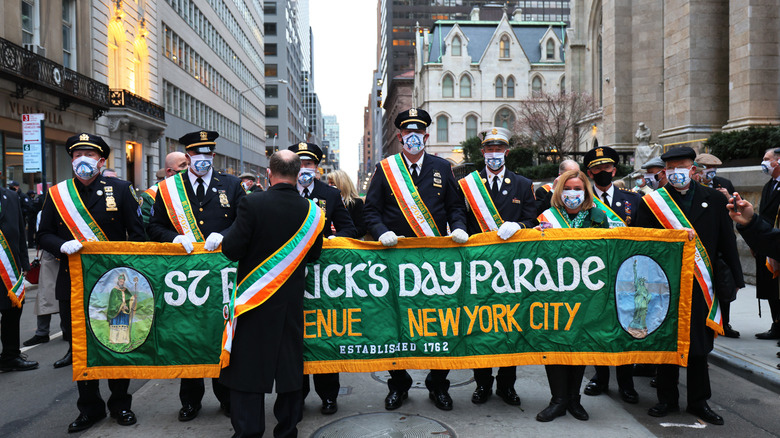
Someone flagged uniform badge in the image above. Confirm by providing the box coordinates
[433,170,442,188]
[79,133,90,141]
[218,190,230,208]
[299,142,308,150]
[702,202,708,208]
[97,190,103,196]
[105,186,117,211]
[409,108,418,117]
[512,198,522,204]
[624,201,632,214]
[481,178,487,183]
[596,148,604,157]
[616,201,622,208]
[502,190,508,195]
[504,178,511,185]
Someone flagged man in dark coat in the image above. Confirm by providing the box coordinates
[0,180,36,373]
[38,133,145,432]
[219,150,323,437]
[364,107,468,411]
[288,142,357,415]
[582,146,642,404]
[637,147,744,425]
[463,127,535,407]
[752,148,780,340]
[535,160,580,216]
[147,130,245,421]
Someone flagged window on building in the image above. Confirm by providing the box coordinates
[494,108,515,130]
[442,74,454,98]
[495,76,503,98]
[265,43,277,57]
[62,0,75,69]
[265,64,277,77]
[546,39,556,60]
[500,35,510,58]
[22,0,36,45]
[560,75,566,94]
[265,22,276,36]
[108,15,126,89]
[532,76,542,96]
[507,76,515,98]
[460,75,471,98]
[266,84,278,98]
[264,1,276,15]
[466,115,478,139]
[266,105,278,118]
[437,115,448,143]
[451,36,461,56]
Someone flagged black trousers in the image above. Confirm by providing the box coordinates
[301,373,340,401]
[230,389,302,438]
[0,305,22,360]
[77,379,132,417]
[59,298,72,343]
[473,366,516,389]
[656,355,711,408]
[544,365,585,401]
[387,369,449,393]
[180,378,231,407]
[589,365,635,390]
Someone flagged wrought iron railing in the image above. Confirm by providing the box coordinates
[109,89,166,121]
[0,37,109,119]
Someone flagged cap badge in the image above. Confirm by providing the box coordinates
[299,142,308,150]
[409,108,418,117]
[596,148,603,157]
[492,128,498,135]
[79,133,90,141]
[200,131,208,141]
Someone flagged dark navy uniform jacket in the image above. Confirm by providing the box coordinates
[597,185,642,226]
[147,170,245,242]
[0,187,30,310]
[466,168,537,234]
[38,176,145,300]
[304,179,358,238]
[364,153,467,239]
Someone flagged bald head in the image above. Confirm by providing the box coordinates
[559,159,580,175]
[269,150,301,186]
[165,151,188,177]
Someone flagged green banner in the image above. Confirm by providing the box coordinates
[70,229,694,380]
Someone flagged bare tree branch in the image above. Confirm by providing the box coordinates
[515,92,596,161]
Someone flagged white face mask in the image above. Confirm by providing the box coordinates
[190,154,213,176]
[297,168,316,187]
[484,152,506,171]
[667,167,692,188]
[762,160,775,175]
[561,190,585,209]
[703,169,717,182]
[402,132,425,155]
[644,172,660,190]
[72,156,100,180]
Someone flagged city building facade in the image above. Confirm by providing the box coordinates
[321,114,339,172]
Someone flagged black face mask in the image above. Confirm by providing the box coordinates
[591,170,613,187]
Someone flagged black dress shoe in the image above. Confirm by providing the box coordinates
[619,388,639,404]
[686,404,724,425]
[178,404,201,422]
[776,351,780,358]
[471,385,491,404]
[321,398,338,415]
[723,324,740,338]
[111,410,137,426]
[583,380,607,396]
[429,389,453,411]
[68,413,106,433]
[0,355,39,372]
[756,322,780,339]
[496,387,521,406]
[536,398,567,422]
[54,350,72,369]
[648,402,679,417]
[23,334,50,346]
[567,396,589,421]
[384,390,408,410]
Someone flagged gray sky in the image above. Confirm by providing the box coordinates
[310,0,378,184]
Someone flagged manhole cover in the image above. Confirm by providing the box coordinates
[312,412,455,438]
[371,369,474,388]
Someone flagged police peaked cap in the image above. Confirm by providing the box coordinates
[660,147,696,162]
[288,142,323,164]
[179,130,219,154]
[583,146,619,168]
[66,133,111,158]
[394,108,431,130]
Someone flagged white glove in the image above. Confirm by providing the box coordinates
[204,232,224,251]
[497,221,523,240]
[379,231,398,247]
[451,228,469,244]
[173,235,195,254]
[60,240,83,255]
[327,235,336,240]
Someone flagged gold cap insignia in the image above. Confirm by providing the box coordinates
[79,133,90,141]
[299,142,308,150]
[596,148,603,157]
[200,131,208,141]
[409,108,418,117]
[492,128,498,135]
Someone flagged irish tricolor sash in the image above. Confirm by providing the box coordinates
[380,154,441,237]
[537,207,571,229]
[0,230,24,307]
[459,171,503,232]
[540,183,552,193]
[143,184,158,200]
[49,180,108,242]
[593,197,626,228]
[220,200,325,367]
[158,173,205,242]
[644,188,722,335]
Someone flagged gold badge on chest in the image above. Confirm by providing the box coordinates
[218,190,230,208]
[433,169,442,188]
[105,186,117,211]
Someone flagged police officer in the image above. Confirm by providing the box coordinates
[38,133,144,433]
[147,131,245,421]
[288,142,357,415]
[140,152,188,235]
[463,127,535,406]
[582,146,642,405]
[364,108,468,411]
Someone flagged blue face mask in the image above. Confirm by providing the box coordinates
[190,154,213,176]
[667,167,692,188]
[297,168,316,187]
[561,190,584,209]
[484,152,506,171]
[72,156,100,179]
[402,132,425,154]
[703,169,717,181]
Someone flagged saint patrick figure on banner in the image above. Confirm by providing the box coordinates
[107,274,136,344]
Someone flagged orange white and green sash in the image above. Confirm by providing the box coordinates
[540,183,552,193]
[220,200,325,367]
[380,154,441,237]
[49,180,108,242]
[0,230,24,307]
[143,184,158,200]
[644,188,722,335]
[157,173,205,242]
[593,197,626,228]
[537,207,571,229]
[459,171,503,232]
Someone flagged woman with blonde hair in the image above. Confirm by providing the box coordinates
[327,170,367,238]
[535,169,608,423]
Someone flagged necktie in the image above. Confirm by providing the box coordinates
[410,163,419,179]
[491,177,499,197]
[602,192,609,207]
[303,187,310,198]
[196,177,205,202]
